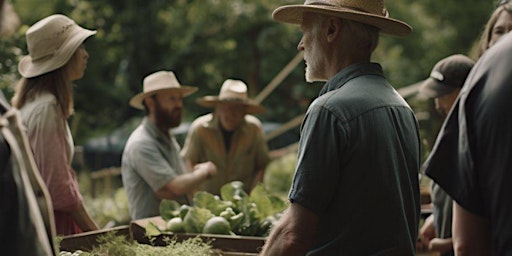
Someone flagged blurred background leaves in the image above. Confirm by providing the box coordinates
[0,0,496,157]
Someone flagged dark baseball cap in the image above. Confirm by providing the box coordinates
[418,54,475,99]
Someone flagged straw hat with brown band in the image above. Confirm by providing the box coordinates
[272,0,412,37]
[130,71,198,110]
[196,79,265,115]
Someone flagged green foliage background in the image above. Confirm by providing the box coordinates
[1,0,498,230]
[1,0,495,155]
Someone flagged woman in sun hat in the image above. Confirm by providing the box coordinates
[11,14,99,235]
[181,79,270,195]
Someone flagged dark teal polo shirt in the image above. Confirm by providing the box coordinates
[289,63,421,255]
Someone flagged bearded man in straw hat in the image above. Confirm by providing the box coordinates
[261,1,421,255]
[181,79,270,195]
[121,71,217,220]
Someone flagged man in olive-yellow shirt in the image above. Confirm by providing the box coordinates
[181,79,270,195]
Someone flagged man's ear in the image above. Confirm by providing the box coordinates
[144,96,154,111]
[326,17,342,43]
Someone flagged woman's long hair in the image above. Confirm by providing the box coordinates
[475,3,512,59]
[12,51,80,118]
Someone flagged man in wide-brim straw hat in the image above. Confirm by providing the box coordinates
[261,0,421,255]
[195,79,265,115]
[122,71,217,220]
[181,79,270,195]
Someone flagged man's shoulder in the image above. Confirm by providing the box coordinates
[311,75,409,122]
[244,115,262,127]
[124,124,154,150]
[334,73,400,101]
[189,113,214,130]
[319,75,388,105]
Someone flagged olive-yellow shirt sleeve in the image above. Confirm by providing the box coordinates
[181,115,208,165]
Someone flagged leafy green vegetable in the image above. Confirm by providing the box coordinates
[219,207,236,220]
[193,191,232,216]
[159,199,181,221]
[249,184,276,219]
[179,204,191,219]
[220,181,251,218]
[220,181,248,203]
[183,207,213,233]
[166,217,185,233]
[234,202,261,236]
[157,181,288,237]
[202,216,231,235]
[145,221,162,237]
[226,212,245,233]
[222,182,287,236]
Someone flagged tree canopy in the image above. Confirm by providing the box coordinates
[0,0,495,150]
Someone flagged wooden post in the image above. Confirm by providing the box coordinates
[254,52,304,104]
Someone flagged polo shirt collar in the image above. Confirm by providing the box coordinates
[210,113,250,134]
[319,62,384,96]
[142,117,172,144]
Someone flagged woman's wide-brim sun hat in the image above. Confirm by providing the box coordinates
[196,79,265,115]
[272,0,412,37]
[18,14,97,78]
[130,71,198,110]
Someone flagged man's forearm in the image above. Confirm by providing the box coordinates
[156,168,209,199]
[260,204,317,255]
[156,162,216,199]
[260,220,311,255]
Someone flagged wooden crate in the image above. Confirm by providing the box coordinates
[59,225,131,252]
[130,216,265,255]
[61,218,434,256]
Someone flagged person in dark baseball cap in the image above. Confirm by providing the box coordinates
[417,54,474,256]
[418,54,475,117]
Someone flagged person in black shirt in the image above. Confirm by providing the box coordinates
[424,31,512,255]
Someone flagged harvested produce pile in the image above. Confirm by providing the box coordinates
[159,181,287,237]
